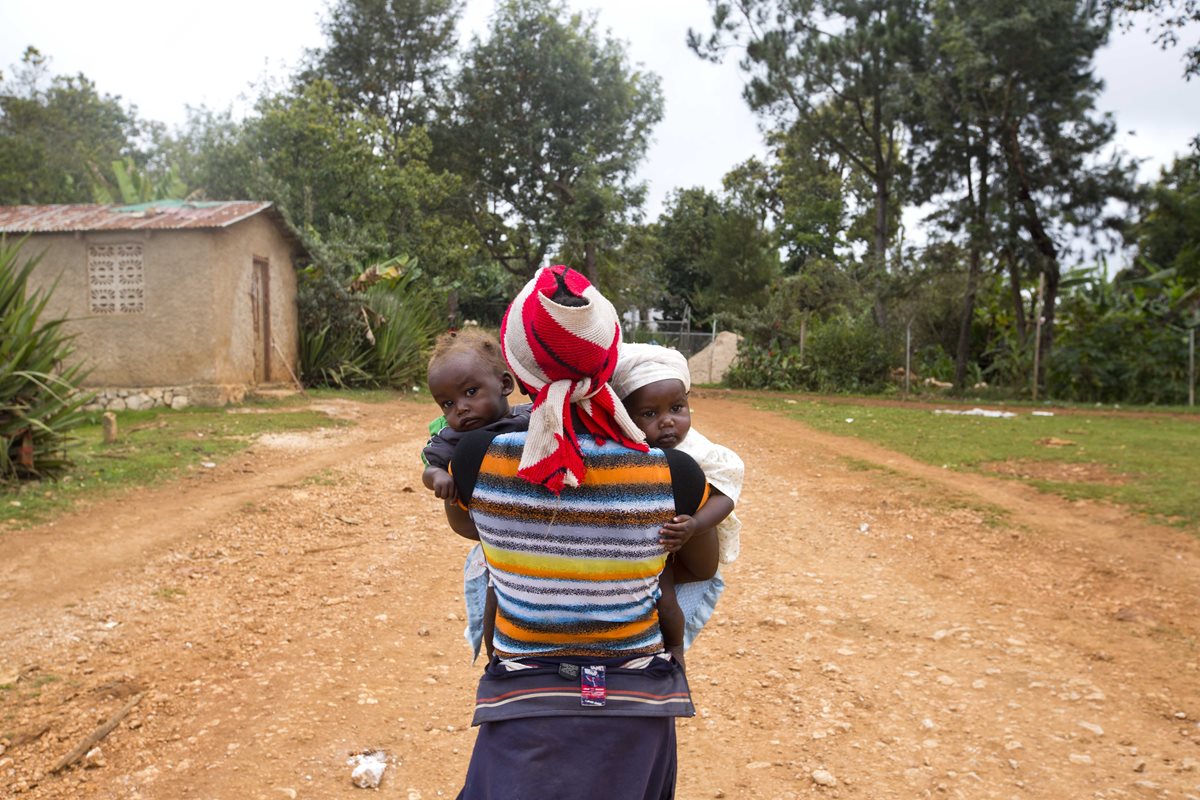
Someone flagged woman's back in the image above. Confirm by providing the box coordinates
[459,430,706,658]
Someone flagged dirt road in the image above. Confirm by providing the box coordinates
[2,394,1198,799]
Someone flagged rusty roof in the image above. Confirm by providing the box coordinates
[0,200,309,260]
[0,200,283,233]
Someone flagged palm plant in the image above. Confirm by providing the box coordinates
[0,236,92,483]
[297,253,438,389]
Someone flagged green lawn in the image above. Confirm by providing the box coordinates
[748,395,1200,530]
[1,399,349,529]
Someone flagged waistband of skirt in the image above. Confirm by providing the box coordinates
[471,653,694,725]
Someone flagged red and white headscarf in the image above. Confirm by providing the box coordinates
[500,265,648,493]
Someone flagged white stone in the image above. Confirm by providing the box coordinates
[1068,754,1093,765]
[83,747,105,768]
[811,769,838,787]
[1078,721,1104,736]
[170,396,189,410]
[108,399,126,411]
[349,751,387,789]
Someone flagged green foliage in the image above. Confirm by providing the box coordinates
[692,0,924,270]
[0,47,143,204]
[447,0,664,277]
[298,255,438,389]
[725,345,810,391]
[0,236,91,483]
[727,312,895,393]
[89,156,188,204]
[803,314,898,393]
[1133,142,1200,286]
[1046,267,1198,404]
[656,186,779,321]
[305,0,464,133]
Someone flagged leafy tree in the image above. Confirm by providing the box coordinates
[656,186,779,323]
[910,0,1004,389]
[0,47,142,204]
[765,122,859,275]
[690,0,925,281]
[1101,0,1200,78]
[910,0,1134,391]
[445,0,663,282]
[1133,140,1200,284]
[304,0,464,135]
[173,81,474,282]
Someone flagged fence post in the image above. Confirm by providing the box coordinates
[799,314,808,364]
[905,319,912,397]
[1032,272,1045,402]
[709,318,717,382]
[1190,327,1195,408]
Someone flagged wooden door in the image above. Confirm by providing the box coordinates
[250,258,272,383]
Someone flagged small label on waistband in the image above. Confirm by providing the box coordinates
[581,665,606,707]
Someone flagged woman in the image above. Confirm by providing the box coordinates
[444,265,710,799]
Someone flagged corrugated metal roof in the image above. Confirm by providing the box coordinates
[0,200,277,233]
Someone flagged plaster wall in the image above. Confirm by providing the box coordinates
[20,216,299,393]
[22,230,219,387]
[210,215,299,385]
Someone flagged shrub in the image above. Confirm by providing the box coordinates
[0,236,91,483]
[727,313,895,393]
[725,344,810,391]
[297,255,438,389]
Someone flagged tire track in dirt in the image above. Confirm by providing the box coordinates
[0,401,408,622]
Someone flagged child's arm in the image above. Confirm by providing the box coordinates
[423,464,459,502]
[658,487,734,553]
[444,499,480,540]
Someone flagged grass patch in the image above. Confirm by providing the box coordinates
[0,400,347,529]
[154,586,186,601]
[838,455,1010,528]
[754,395,1200,529]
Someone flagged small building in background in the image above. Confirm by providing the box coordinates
[0,200,306,409]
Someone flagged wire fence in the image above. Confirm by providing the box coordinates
[621,319,718,358]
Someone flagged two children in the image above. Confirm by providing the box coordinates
[422,329,742,662]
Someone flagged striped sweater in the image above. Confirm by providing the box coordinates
[463,431,705,658]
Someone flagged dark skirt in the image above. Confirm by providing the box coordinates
[457,713,677,800]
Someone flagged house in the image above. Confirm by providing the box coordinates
[0,200,307,409]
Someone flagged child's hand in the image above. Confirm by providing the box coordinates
[432,470,459,503]
[659,515,698,553]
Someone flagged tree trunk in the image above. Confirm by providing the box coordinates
[956,246,981,391]
[1004,121,1060,374]
[956,126,990,392]
[1038,265,1060,388]
[584,240,599,287]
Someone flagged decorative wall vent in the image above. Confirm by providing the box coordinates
[87,243,145,314]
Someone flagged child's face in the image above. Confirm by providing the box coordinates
[428,351,514,432]
[623,378,691,449]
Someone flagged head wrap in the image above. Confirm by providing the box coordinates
[610,342,691,400]
[500,265,647,493]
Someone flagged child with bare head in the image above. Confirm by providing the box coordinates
[422,328,529,501]
[423,328,532,661]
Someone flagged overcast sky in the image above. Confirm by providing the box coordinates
[2,0,1198,220]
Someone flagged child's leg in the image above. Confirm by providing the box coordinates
[482,584,497,660]
[657,562,685,669]
[673,528,718,583]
